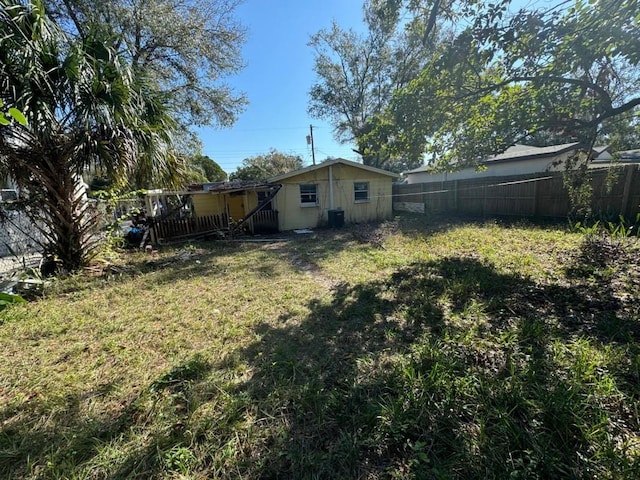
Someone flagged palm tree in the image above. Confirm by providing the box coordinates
[0,0,179,272]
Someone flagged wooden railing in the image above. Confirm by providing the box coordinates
[248,209,279,234]
[151,210,279,243]
[152,213,228,243]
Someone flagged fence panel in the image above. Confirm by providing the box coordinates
[249,210,279,234]
[393,166,640,219]
[152,213,228,243]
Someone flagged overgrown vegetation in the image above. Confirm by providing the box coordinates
[1,216,639,479]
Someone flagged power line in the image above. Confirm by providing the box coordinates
[370,175,555,200]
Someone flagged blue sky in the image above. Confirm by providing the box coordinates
[195,0,366,176]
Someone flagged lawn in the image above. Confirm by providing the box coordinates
[1,215,639,479]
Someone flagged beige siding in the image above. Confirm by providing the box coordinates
[407,153,573,184]
[245,191,259,213]
[191,191,258,221]
[191,193,223,217]
[273,163,394,231]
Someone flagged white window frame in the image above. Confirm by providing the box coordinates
[299,184,318,207]
[354,181,370,203]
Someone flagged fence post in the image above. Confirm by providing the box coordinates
[482,183,487,217]
[533,176,539,217]
[451,180,458,211]
[620,165,635,217]
[422,183,429,214]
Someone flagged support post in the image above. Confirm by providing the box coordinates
[621,165,635,217]
[329,165,334,210]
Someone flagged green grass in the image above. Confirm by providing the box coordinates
[1,215,639,479]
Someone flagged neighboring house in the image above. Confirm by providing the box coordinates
[268,158,399,231]
[1,175,18,202]
[405,142,591,184]
[1,177,16,189]
[590,148,640,168]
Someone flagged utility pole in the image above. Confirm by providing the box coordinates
[307,124,316,165]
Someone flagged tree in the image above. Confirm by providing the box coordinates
[49,0,247,128]
[229,150,303,182]
[0,0,176,271]
[308,0,441,171]
[0,100,26,127]
[183,154,227,185]
[597,110,640,152]
[368,0,640,168]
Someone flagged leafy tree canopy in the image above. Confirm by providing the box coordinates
[229,150,304,182]
[308,0,448,172]
[0,0,177,271]
[365,0,640,169]
[49,0,248,128]
[183,154,227,185]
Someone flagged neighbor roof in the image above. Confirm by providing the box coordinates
[484,142,581,164]
[617,149,640,160]
[405,142,583,174]
[268,158,400,182]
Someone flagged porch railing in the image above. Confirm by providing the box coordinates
[151,210,279,243]
[152,213,228,243]
[248,209,279,234]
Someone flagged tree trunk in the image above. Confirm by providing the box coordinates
[26,158,94,273]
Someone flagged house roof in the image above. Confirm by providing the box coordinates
[590,149,640,169]
[268,158,400,182]
[483,142,582,164]
[406,142,584,174]
[146,181,275,197]
[187,180,275,193]
[617,149,640,160]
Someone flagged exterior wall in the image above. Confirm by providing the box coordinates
[226,193,245,223]
[191,192,223,217]
[245,191,259,215]
[0,210,43,257]
[273,163,394,231]
[191,191,259,222]
[406,153,572,184]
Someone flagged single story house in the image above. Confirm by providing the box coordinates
[144,160,398,243]
[267,158,399,231]
[404,142,597,184]
[590,148,640,168]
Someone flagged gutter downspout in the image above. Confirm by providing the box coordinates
[329,164,334,210]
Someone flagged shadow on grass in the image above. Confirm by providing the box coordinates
[220,257,639,478]
[3,249,638,478]
[0,355,214,479]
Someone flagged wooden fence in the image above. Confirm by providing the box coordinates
[152,213,228,243]
[247,209,279,234]
[393,165,640,219]
[151,210,279,243]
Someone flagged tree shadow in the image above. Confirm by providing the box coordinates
[3,253,638,478]
[0,355,214,479]
[219,256,639,478]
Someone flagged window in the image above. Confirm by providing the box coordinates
[0,189,18,202]
[354,182,369,202]
[300,184,318,206]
